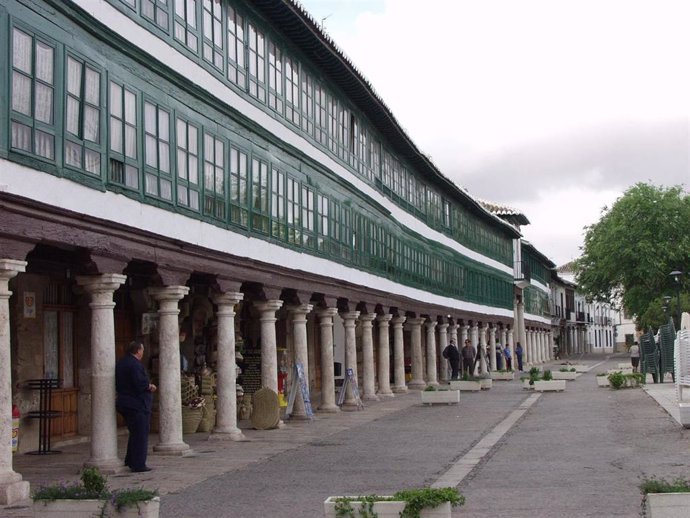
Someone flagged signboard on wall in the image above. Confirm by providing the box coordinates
[23,292,36,318]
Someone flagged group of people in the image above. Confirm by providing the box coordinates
[443,339,525,380]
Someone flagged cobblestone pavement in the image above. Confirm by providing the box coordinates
[5,354,688,517]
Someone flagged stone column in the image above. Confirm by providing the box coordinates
[359,313,378,400]
[0,260,29,504]
[391,315,407,393]
[449,322,459,348]
[488,325,497,372]
[254,300,283,393]
[515,298,526,363]
[407,317,426,389]
[317,307,339,412]
[479,323,489,374]
[461,324,469,345]
[77,274,127,471]
[549,330,555,360]
[470,322,479,375]
[425,320,438,386]
[288,304,313,418]
[150,285,190,455]
[526,328,534,365]
[541,330,548,362]
[376,314,394,397]
[210,292,245,441]
[507,327,515,369]
[437,322,449,382]
[340,310,360,409]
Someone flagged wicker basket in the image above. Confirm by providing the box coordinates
[199,373,216,396]
[197,405,216,432]
[181,406,203,434]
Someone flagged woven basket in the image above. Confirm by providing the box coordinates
[181,406,203,434]
[197,406,216,432]
[199,373,216,395]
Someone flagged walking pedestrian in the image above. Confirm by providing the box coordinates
[495,343,503,371]
[629,341,640,373]
[443,340,461,380]
[515,342,524,372]
[503,343,512,370]
[116,340,156,472]
[461,339,476,379]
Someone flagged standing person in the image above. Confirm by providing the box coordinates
[629,341,640,373]
[515,342,524,372]
[443,340,461,380]
[116,340,157,472]
[461,339,476,379]
[503,343,512,370]
[495,343,503,371]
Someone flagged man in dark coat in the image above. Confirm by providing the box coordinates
[116,340,156,472]
[461,339,476,378]
[443,340,461,380]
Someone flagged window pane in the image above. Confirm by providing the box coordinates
[34,83,53,124]
[35,130,54,159]
[66,96,80,135]
[35,42,53,83]
[84,105,99,142]
[125,165,138,188]
[11,121,31,151]
[110,83,122,116]
[124,90,136,123]
[145,135,157,167]
[144,102,156,133]
[12,29,32,73]
[67,58,82,96]
[159,142,169,172]
[158,110,169,139]
[145,173,158,195]
[11,72,31,115]
[84,149,100,174]
[110,119,123,153]
[85,68,100,105]
[189,155,198,183]
[125,125,136,158]
[189,126,197,153]
[65,141,82,167]
[160,178,172,199]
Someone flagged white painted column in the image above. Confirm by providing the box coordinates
[0,260,29,504]
[542,330,548,362]
[526,328,534,365]
[317,307,339,412]
[340,310,360,409]
[516,298,526,363]
[391,315,407,393]
[507,327,515,369]
[470,322,479,375]
[77,274,127,471]
[376,314,394,397]
[254,300,283,393]
[425,320,439,386]
[150,286,190,455]
[549,330,555,360]
[489,326,497,372]
[407,317,426,390]
[210,292,245,441]
[437,322,449,382]
[449,323,459,347]
[460,324,469,345]
[359,313,379,401]
[287,304,313,418]
[479,324,489,374]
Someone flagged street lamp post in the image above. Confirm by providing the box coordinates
[670,270,683,330]
[663,295,672,321]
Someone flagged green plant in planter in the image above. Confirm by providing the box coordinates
[333,487,464,518]
[608,371,625,389]
[640,477,690,494]
[542,370,553,381]
[596,372,607,377]
[529,367,540,376]
[559,368,569,372]
[423,385,437,392]
[569,368,576,372]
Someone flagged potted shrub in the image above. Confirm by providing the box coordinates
[533,370,566,392]
[33,467,159,518]
[420,385,460,405]
[490,369,514,381]
[641,477,690,517]
[324,487,464,518]
[551,368,578,381]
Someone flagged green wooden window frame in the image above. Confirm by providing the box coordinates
[226,5,246,88]
[10,26,56,162]
[301,184,315,249]
[284,54,300,127]
[314,81,328,147]
[142,0,169,31]
[201,0,223,70]
[267,40,283,115]
[143,99,173,201]
[228,144,249,227]
[299,69,313,137]
[109,80,139,189]
[247,21,265,103]
[270,166,286,241]
[175,116,200,210]
[286,175,300,245]
[250,156,269,234]
[173,0,199,52]
[64,54,103,177]
[202,131,226,220]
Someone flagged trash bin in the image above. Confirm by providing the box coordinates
[12,404,19,453]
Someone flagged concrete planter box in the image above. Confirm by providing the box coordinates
[596,376,610,387]
[561,364,588,373]
[479,378,493,390]
[34,497,160,518]
[551,371,578,381]
[449,380,481,392]
[645,492,690,518]
[608,367,633,375]
[618,362,632,369]
[679,403,690,428]
[522,379,534,390]
[324,497,451,518]
[534,380,566,392]
[490,371,514,381]
[421,390,460,405]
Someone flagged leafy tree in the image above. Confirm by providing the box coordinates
[638,293,690,331]
[574,183,690,327]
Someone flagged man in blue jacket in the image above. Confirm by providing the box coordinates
[116,340,156,472]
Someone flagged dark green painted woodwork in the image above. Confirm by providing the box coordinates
[1,0,516,310]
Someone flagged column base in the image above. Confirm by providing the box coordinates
[288,413,314,421]
[0,473,29,505]
[317,404,340,413]
[83,457,128,474]
[392,385,408,393]
[340,402,361,411]
[376,390,395,398]
[426,381,440,387]
[362,394,379,401]
[407,380,426,390]
[209,428,247,441]
[153,441,191,456]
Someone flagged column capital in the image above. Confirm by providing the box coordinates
[254,299,283,313]
[339,310,360,322]
[212,291,243,307]
[406,317,425,326]
[149,285,189,302]
[376,313,393,324]
[359,313,377,323]
[288,303,314,317]
[425,320,437,330]
[437,323,449,331]
[317,307,339,319]
[0,259,27,278]
[391,315,406,327]
[449,323,459,332]
[76,274,127,293]
[489,326,497,337]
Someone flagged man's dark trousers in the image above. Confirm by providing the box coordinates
[118,406,150,470]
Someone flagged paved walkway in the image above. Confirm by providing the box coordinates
[4,354,689,517]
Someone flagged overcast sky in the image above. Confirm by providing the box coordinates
[299,0,689,266]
